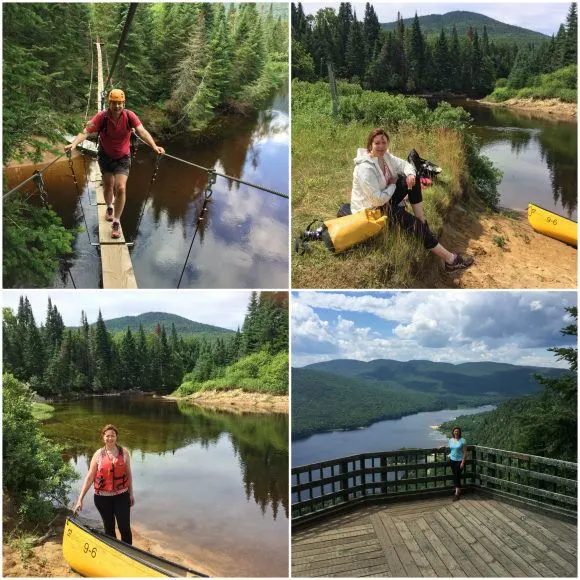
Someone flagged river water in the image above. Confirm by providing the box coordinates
[292,405,495,467]
[441,98,577,220]
[4,88,289,289]
[40,395,288,577]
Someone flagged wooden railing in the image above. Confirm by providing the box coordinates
[291,446,577,524]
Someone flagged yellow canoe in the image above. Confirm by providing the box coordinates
[528,203,577,247]
[63,517,208,578]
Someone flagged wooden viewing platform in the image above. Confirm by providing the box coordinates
[292,446,577,577]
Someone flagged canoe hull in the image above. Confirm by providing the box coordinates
[63,517,206,578]
[528,203,577,247]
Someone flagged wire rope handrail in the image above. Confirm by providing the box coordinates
[135,135,288,199]
[3,152,68,199]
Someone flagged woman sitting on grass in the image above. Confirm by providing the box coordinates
[352,128,474,272]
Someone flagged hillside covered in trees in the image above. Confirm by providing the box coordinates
[4,2,288,163]
[292,2,576,99]
[292,359,565,440]
[440,308,577,462]
[3,292,288,398]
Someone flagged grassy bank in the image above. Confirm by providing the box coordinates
[291,81,498,289]
[486,65,577,104]
[171,350,288,397]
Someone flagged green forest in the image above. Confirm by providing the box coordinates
[440,308,577,462]
[292,358,562,440]
[4,2,288,163]
[292,2,577,100]
[3,291,288,398]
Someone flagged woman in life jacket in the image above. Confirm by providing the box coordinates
[351,128,474,273]
[73,424,134,544]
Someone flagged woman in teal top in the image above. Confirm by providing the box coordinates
[448,426,466,501]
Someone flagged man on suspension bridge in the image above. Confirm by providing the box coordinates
[65,89,165,239]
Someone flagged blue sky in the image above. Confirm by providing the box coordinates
[292,291,577,368]
[302,3,572,36]
[2,290,252,330]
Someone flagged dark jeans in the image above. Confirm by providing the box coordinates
[98,150,131,176]
[94,490,132,544]
[450,460,464,488]
[384,175,438,250]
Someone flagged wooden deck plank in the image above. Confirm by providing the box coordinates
[406,518,453,576]
[415,516,468,577]
[428,513,486,577]
[377,513,422,577]
[463,499,568,577]
[369,513,404,577]
[291,493,577,577]
[292,542,382,566]
[393,519,437,576]
[469,500,576,575]
[458,500,547,576]
[453,503,528,576]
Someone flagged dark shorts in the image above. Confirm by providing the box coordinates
[98,150,131,176]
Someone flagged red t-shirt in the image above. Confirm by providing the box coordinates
[87,109,141,159]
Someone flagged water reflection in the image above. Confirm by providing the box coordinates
[462,101,577,219]
[41,395,288,577]
[3,87,289,288]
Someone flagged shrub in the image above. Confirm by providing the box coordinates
[3,373,77,522]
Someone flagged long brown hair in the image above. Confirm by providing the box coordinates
[101,424,119,436]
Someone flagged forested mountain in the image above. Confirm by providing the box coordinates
[292,359,564,440]
[3,292,288,398]
[4,2,288,162]
[292,2,576,97]
[440,309,577,462]
[381,11,547,45]
[76,312,233,337]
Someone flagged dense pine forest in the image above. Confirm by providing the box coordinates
[440,308,577,462]
[292,358,564,440]
[4,2,288,163]
[3,291,288,398]
[292,2,576,100]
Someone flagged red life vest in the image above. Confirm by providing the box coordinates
[94,446,128,493]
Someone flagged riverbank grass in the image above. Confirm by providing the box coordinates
[292,89,467,288]
[172,350,288,397]
[31,402,55,421]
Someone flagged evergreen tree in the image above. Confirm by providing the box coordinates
[345,19,365,82]
[564,3,577,66]
[92,310,113,392]
[336,3,354,77]
[362,3,380,62]
[433,29,451,91]
[406,13,426,92]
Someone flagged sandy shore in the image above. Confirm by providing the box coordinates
[417,196,577,289]
[479,97,577,122]
[167,389,288,414]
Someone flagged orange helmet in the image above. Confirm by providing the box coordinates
[108,89,125,102]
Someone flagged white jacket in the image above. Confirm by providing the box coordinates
[350,148,415,213]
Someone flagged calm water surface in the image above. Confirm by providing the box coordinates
[443,98,577,220]
[5,88,289,288]
[292,405,495,467]
[41,395,288,577]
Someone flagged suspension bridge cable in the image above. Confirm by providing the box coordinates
[134,135,288,199]
[3,152,68,200]
[104,3,138,88]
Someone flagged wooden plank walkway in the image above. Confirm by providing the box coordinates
[292,493,577,577]
[91,40,137,289]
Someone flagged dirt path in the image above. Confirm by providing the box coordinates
[168,389,288,414]
[417,196,577,289]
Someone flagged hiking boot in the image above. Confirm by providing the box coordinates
[445,254,474,273]
[452,495,460,502]
[111,221,121,239]
[105,206,114,222]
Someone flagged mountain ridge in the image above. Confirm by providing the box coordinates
[381,10,549,45]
